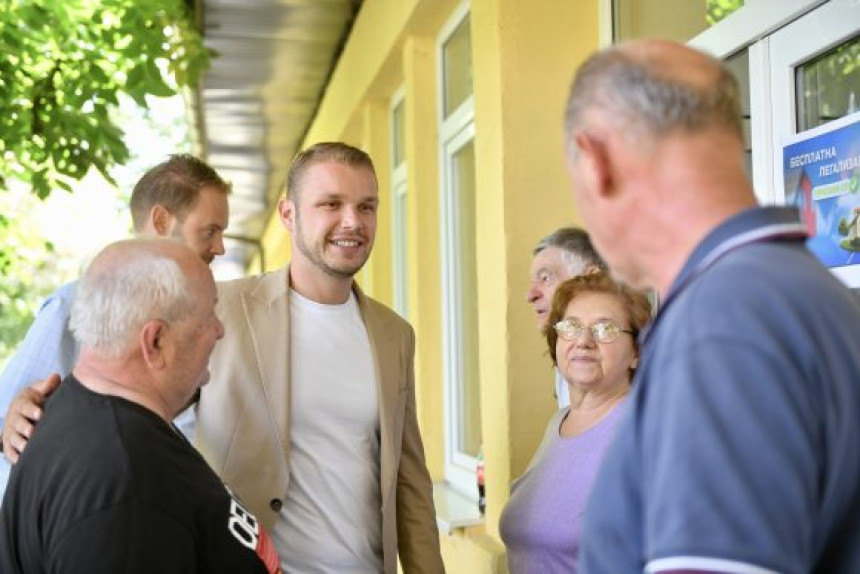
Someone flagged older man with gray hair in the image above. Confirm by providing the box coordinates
[527,227,606,408]
[564,39,860,573]
[0,239,281,574]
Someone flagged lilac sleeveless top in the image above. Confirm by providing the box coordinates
[499,402,626,573]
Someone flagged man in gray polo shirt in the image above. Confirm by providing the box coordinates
[564,39,860,573]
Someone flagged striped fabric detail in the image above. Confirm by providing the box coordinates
[646,556,781,574]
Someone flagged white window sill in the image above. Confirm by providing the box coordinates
[433,481,483,534]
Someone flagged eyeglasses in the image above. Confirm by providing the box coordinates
[553,318,634,344]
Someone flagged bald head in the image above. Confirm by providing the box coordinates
[564,39,743,148]
[70,239,209,358]
[70,238,224,421]
[562,40,756,298]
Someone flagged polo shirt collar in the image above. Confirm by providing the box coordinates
[667,206,807,300]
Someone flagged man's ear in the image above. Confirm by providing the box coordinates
[140,320,168,369]
[278,197,295,232]
[150,205,174,237]
[573,130,615,198]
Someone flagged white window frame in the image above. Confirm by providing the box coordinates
[440,123,477,493]
[437,0,479,497]
[690,1,855,258]
[598,0,614,47]
[390,87,409,318]
[689,0,830,204]
[766,0,859,286]
[766,0,857,202]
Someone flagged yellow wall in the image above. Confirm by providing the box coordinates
[358,100,393,302]
[257,1,602,571]
[402,34,445,478]
[470,0,600,544]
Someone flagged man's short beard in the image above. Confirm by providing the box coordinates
[293,211,367,278]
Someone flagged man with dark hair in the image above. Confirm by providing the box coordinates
[0,239,280,574]
[564,39,860,573]
[527,226,605,408]
[195,141,443,573]
[0,154,230,493]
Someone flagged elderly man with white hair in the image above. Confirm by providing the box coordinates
[0,238,281,574]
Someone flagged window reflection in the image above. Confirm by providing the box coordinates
[613,0,744,43]
[724,49,753,178]
[796,35,860,132]
[452,140,481,458]
[442,15,473,118]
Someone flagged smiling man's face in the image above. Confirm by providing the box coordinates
[284,160,379,282]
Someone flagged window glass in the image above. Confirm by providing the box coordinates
[442,14,473,118]
[451,139,481,457]
[439,8,479,492]
[706,0,745,25]
[614,0,744,42]
[392,180,408,318]
[724,49,753,177]
[392,99,406,166]
[795,35,860,132]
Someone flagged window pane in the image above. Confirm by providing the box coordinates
[442,15,473,118]
[392,99,406,166]
[392,181,408,318]
[795,35,860,132]
[614,0,744,42]
[724,49,753,178]
[452,139,481,457]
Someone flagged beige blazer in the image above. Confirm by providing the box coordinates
[195,266,443,574]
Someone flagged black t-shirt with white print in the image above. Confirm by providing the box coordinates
[0,375,281,574]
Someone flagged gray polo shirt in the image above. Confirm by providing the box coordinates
[579,207,860,574]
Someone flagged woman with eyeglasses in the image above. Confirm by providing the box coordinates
[500,271,652,573]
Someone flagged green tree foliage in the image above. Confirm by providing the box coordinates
[0,0,210,364]
[0,191,62,363]
[0,0,210,200]
[706,0,745,26]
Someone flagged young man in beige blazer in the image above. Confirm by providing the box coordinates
[196,142,443,573]
[1,143,442,572]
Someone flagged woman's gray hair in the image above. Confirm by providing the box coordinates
[70,242,195,358]
[564,43,743,145]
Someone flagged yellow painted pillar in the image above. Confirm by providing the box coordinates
[402,34,445,478]
[359,101,394,304]
[470,0,601,542]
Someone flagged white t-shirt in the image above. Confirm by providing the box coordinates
[272,290,382,572]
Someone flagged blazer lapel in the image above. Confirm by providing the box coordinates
[241,266,292,463]
[356,287,400,506]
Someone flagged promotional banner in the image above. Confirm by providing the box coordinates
[783,111,860,272]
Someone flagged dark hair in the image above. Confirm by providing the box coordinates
[285,142,377,203]
[544,271,652,366]
[534,226,607,273]
[130,154,231,232]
